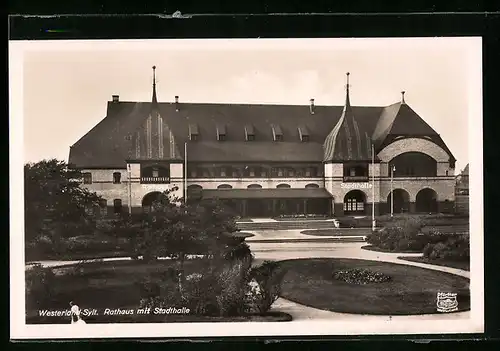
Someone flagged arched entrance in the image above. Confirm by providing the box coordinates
[387,189,411,214]
[142,191,167,212]
[416,188,438,213]
[343,190,366,215]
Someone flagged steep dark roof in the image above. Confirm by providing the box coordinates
[323,75,372,162]
[371,101,456,163]
[68,98,454,167]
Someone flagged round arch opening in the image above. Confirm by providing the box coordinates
[343,190,367,215]
[142,191,168,212]
[387,189,411,214]
[416,188,438,213]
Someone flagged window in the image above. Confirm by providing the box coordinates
[232,169,239,177]
[288,169,295,177]
[218,134,226,141]
[260,169,267,177]
[99,199,107,216]
[220,168,227,177]
[350,168,356,177]
[217,125,227,141]
[113,199,122,214]
[249,168,255,177]
[113,172,121,184]
[189,124,199,141]
[298,126,310,142]
[82,172,92,184]
[305,168,311,177]
[344,199,364,212]
[202,168,210,177]
[277,168,284,177]
[152,167,159,178]
[272,125,283,142]
[245,125,255,141]
[190,169,197,177]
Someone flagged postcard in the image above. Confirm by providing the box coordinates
[9,37,484,339]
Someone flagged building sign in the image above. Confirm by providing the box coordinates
[340,182,373,189]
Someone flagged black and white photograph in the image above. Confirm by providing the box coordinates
[10,37,483,338]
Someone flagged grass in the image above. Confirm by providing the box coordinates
[361,245,423,254]
[398,256,470,271]
[279,258,470,315]
[26,259,291,324]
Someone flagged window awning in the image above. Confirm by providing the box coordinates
[201,188,332,199]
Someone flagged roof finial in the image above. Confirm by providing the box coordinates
[401,90,406,104]
[152,65,158,104]
[344,72,351,109]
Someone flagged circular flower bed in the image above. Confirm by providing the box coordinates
[333,268,392,285]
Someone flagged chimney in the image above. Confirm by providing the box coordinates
[401,91,406,104]
[112,95,119,103]
[175,95,179,111]
[309,98,315,114]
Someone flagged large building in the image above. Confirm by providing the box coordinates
[68,68,457,217]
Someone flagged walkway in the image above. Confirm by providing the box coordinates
[27,231,470,321]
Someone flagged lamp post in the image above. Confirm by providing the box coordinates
[390,165,396,217]
[371,143,376,232]
[127,164,132,215]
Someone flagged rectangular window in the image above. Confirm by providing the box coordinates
[305,168,311,177]
[99,199,107,216]
[189,124,199,141]
[152,168,159,178]
[260,169,267,177]
[220,168,227,177]
[249,168,255,177]
[83,172,92,184]
[190,169,197,177]
[272,125,283,142]
[202,168,210,177]
[247,134,255,141]
[113,199,122,214]
[245,125,255,141]
[288,169,295,177]
[113,172,121,184]
[232,169,239,177]
[350,168,356,177]
[277,168,284,177]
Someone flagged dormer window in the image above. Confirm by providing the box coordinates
[272,124,283,142]
[245,125,255,141]
[298,126,309,142]
[189,124,199,141]
[217,124,227,141]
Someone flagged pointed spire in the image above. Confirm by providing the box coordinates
[401,91,406,104]
[152,65,158,104]
[344,72,351,110]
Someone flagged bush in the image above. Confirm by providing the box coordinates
[333,268,392,285]
[25,264,58,311]
[245,261,287,314]
[423,234,470,261]
[367,217,428,252]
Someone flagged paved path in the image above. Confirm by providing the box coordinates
[245,228,368,242]
[28,231,470,321]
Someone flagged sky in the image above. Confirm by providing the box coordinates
[17,38,480,174]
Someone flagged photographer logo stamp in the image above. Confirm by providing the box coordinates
[436,292,458,313]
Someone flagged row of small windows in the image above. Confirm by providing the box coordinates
[82,172,122,184]
[188,124,310,142]
[84,199,122,216]
[189,166,321,178]
[188,183,320,190]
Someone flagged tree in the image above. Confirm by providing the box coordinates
[127,189,249,287]
[24,159,102,245]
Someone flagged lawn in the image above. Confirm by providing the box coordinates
[397,256,470,271]
[26,259,290,324]
[279,258,470,315]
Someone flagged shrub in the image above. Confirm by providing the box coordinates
[423,234,470,261]
[366,217,428,251]
[246,261,287,314]
[25,264,58,311]
[333,268,392,285]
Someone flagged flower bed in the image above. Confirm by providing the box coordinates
[333,268,392,285]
